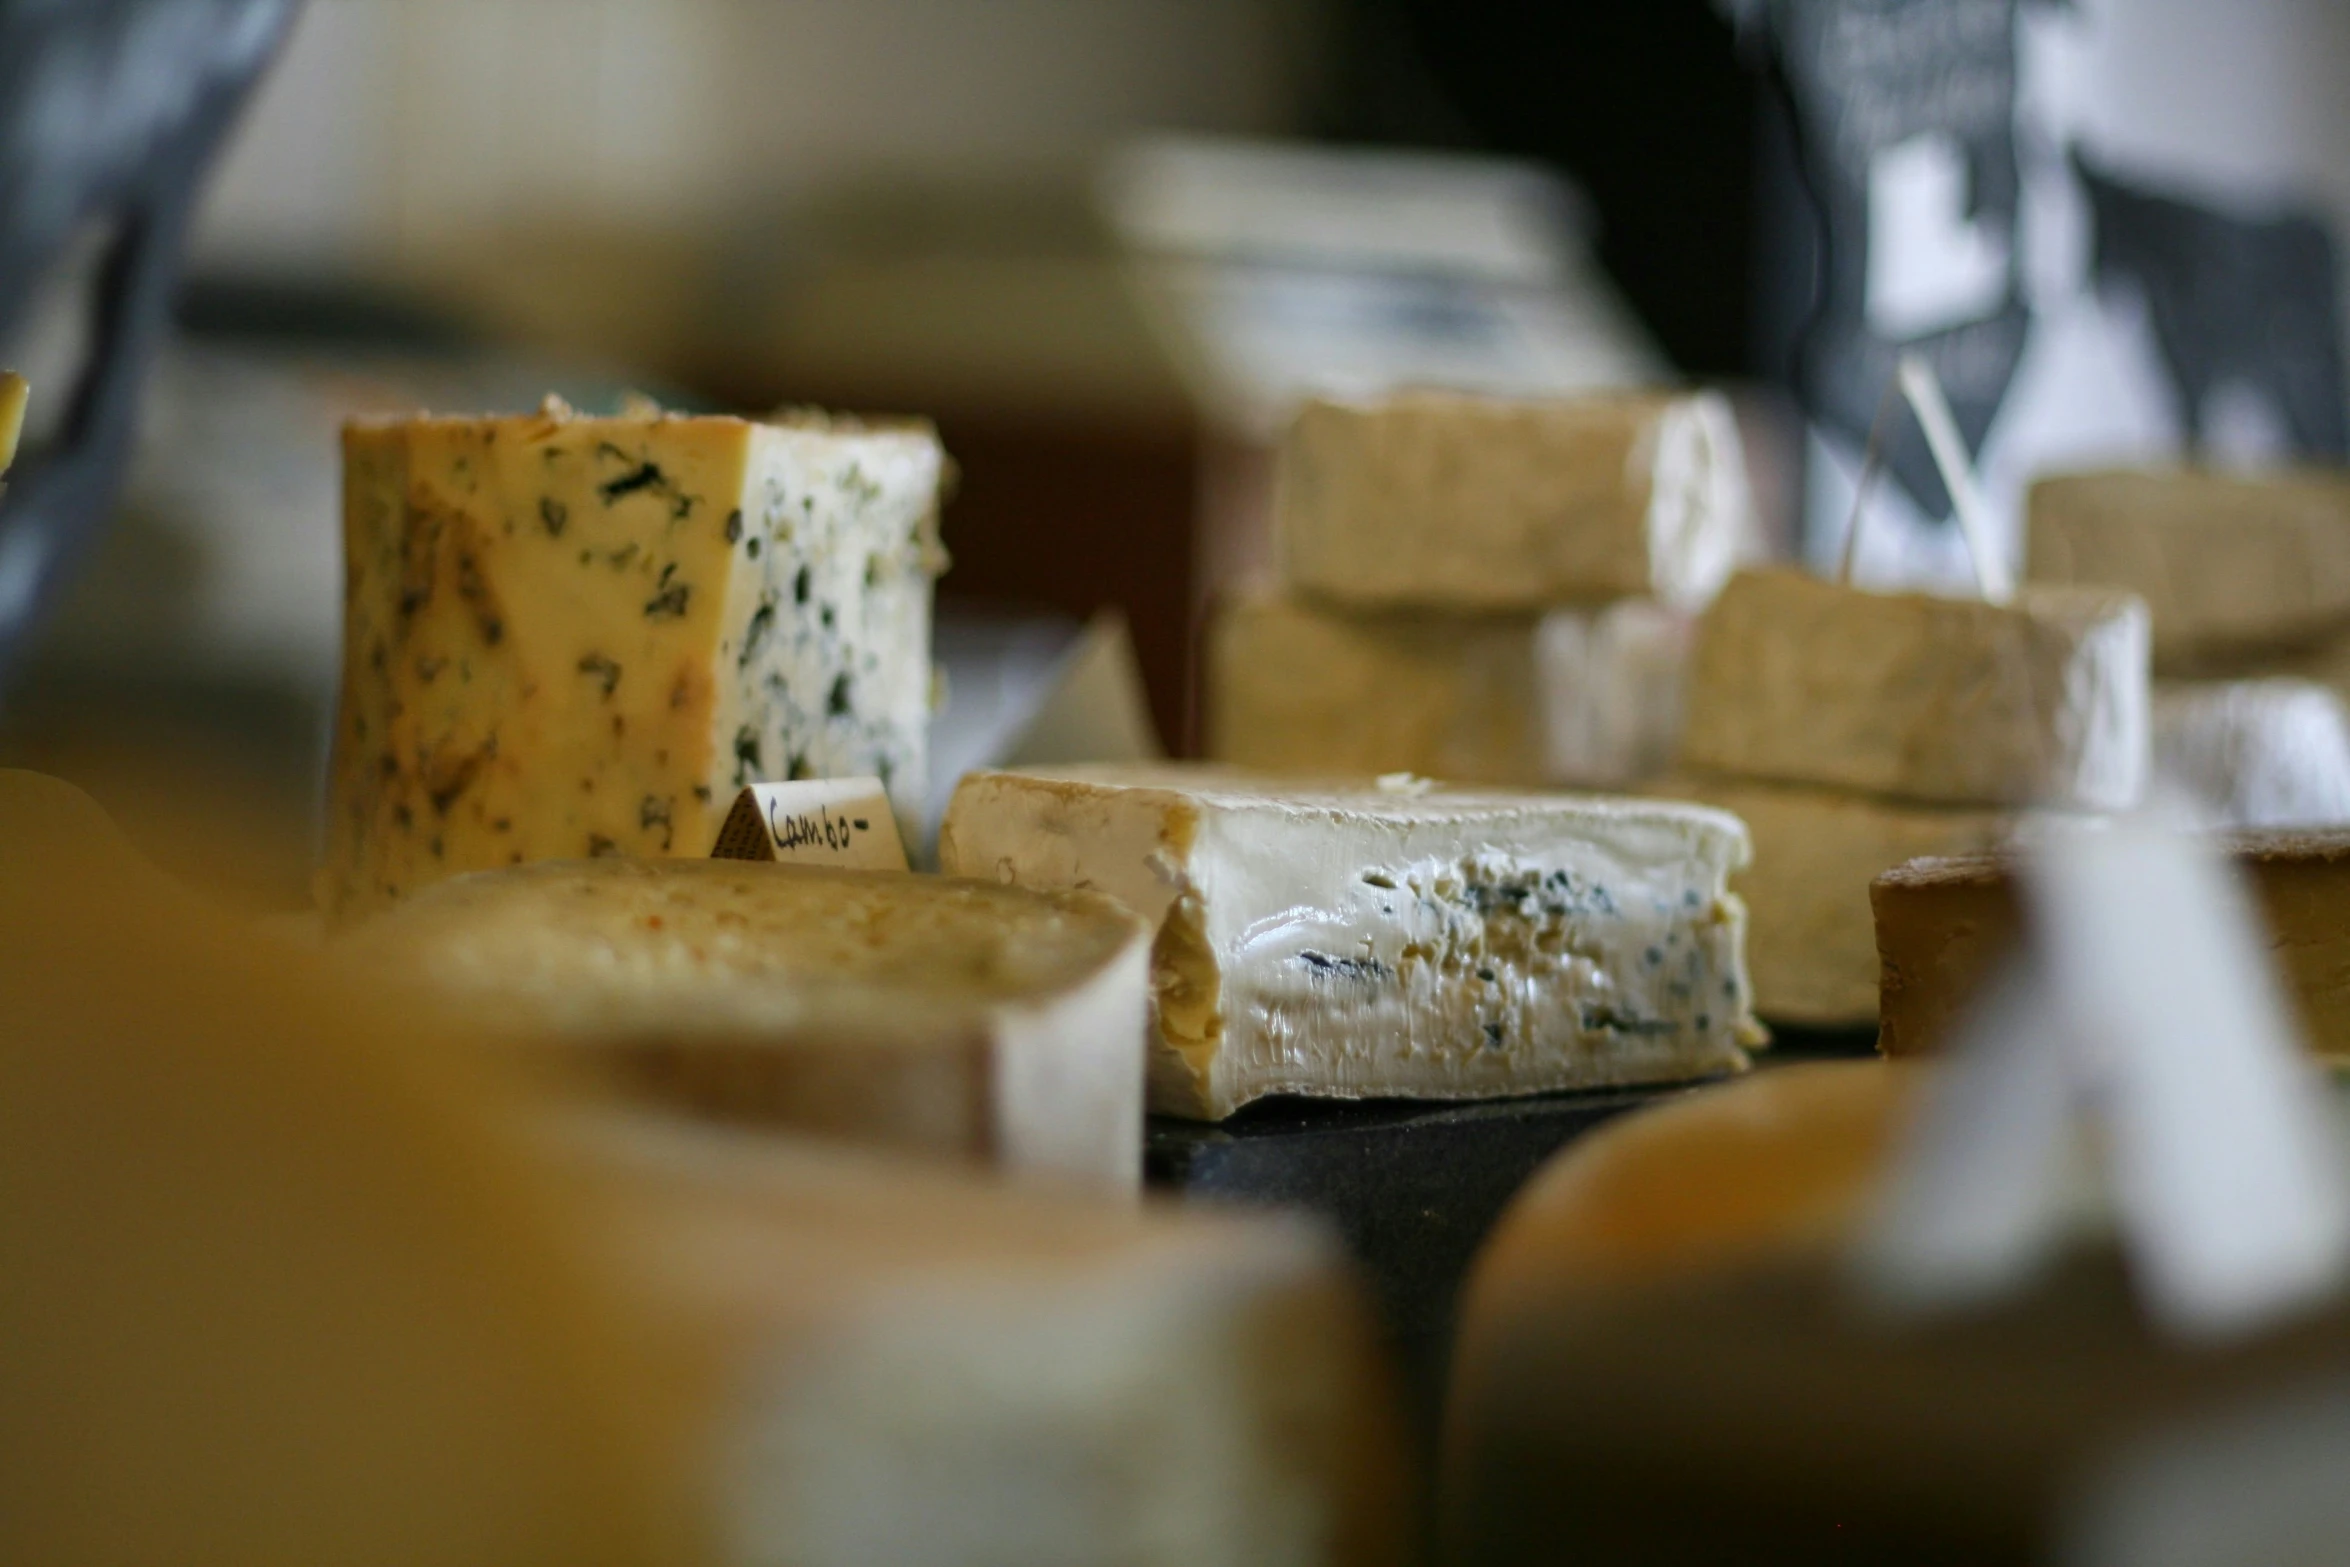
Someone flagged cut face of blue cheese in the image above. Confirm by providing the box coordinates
[1680,568,2150,811]
[1274,389,1752,611]
[336,858,1151,1190]
[938,765,1760,1120]
[320,398,947,923]
[1209,591,1690,789]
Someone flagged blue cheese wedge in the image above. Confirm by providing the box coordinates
[1680,568,2149,811]
[320,397,947,923]
[1209,591,1689,788]
[1274,389,1751,611]
[939,765,1760,1120]
[337,858,1151,1189]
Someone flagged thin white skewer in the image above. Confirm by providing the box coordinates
[1897,351,2011,602]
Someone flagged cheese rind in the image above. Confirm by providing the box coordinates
[1652,774,2017,1026]
[1874,829,2350,1058]
[2028,469,2350,670]
[1680,568,2150,810]
[321,400,946,923]
[337,857,1151,1189]
[2153,679,2350,829]
[1274,389,1750,611]
[940,765,1759,1120]
[1209,593,1688,789]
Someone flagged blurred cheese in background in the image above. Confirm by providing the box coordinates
[2153,679,2350,829]
[1874,830,2350,1059]
[1652,773,2017,1026]
[1210,593,1689,789]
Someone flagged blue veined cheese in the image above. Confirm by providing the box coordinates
[1274,389,1752,612]
[939,765,1760,1120]
[1208,591,1690,788]
[321,398,947,923]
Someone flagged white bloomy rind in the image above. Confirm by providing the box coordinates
[940,766,1759,1120]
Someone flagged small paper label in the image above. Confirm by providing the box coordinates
[708,778,907,870]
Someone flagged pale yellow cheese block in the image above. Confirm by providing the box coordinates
[1651,773,2018,1026]
[1275,389,1750,611]
[1208,591,1689,788]
[321,398,947,924]
[338,857,1152,1190]
[1679,568,2149,810]
[2028,468,2350,671]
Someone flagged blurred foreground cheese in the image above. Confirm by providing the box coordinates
[1442,1058,2350,1566]
[339,857,1151,1189]
[2028,469,2350,670]
[0,773,1405,1567]
[940,765,1760,1120]
[320,399,948,924]
[1874,829,2350,1058]
[563,1116,1408,1567]
[1275,389,1750,611]
[2153,679,2350,829]
[0,780,688,1566]
[1653,774,2014,1025]
[1681,568,2149,810]
[1209,592,1688,788]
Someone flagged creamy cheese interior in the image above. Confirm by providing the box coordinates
[942,767,1759,1118]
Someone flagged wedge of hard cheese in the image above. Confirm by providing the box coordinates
[1680,568,2149,810]
[2028,468,2350,671]
[338,857,1151,1189]
[1874,829,2350,1057]
[321,398,948,923]
[1275,389,1750,611]
[1210,592,1689,788]
[1652,774,2016,1026]
[940,765,1760,1120]
[561,1115,1408,1567]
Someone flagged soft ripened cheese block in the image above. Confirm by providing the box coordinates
[1652,774,2016,1025]
[1275,389,1751,611]
[1,783,688,1564]
[1874,829,2350,1058]
[1209,593,1689,789]
[2028,468,2350,670]
[1680,567,2150,810]
[320,398,947,923]
[338,857,1151,1189]
[2153,678,2350,829]
[562,1115,1409,1567]
[939,765,1761,1120]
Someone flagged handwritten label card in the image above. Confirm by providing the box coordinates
[708,778,908,870]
